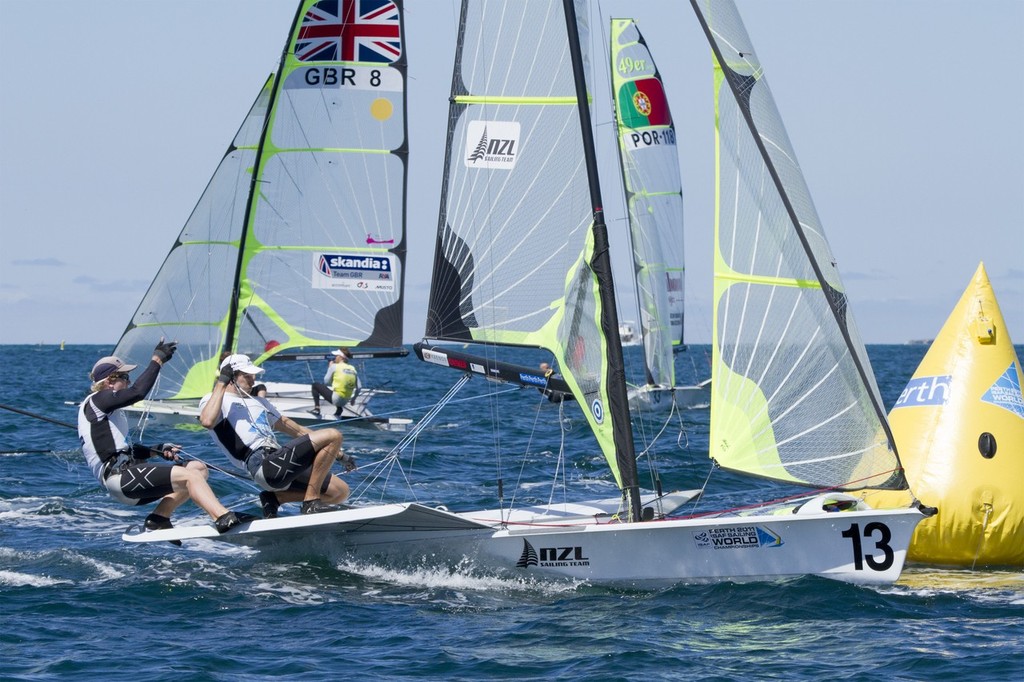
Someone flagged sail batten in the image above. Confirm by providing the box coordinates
[112,0,409,400]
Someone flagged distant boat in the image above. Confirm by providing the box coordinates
[907,339,934,346]
[108,1,411,431]
[609,17,710,412]
[617,321,642,346]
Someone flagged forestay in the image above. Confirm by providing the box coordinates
[610,18,686,389]
[111,0,409,401]
[693,0,905,490]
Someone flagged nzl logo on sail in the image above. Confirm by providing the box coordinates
[893,375,952,409]
[464,120,520,169]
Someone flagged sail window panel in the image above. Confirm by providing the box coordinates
[274,66,403,152]
[716,282,893,487]
[559,254,603,405]
[129,244,236,328]
[252,151,403,248]
[629,193,679,385]
[178,149,257,245]
[441,105,590,340]
[460,0,576,98]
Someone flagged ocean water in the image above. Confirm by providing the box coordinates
[1,344,1021,681]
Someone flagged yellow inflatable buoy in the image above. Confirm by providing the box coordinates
[862,262,1023,567]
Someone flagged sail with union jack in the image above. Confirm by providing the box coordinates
[296,0,401,63]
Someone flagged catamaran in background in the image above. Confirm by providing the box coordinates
[609,17,710,412]
[130,0,928,587]
[100,3,412,432]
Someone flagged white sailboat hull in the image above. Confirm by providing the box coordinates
[122,382,412,432]
[627,378,712,412]
[123,493,923,586]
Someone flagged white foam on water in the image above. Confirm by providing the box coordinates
[0,570,72,587]
[336,555,585,597]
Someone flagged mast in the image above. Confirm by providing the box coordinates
[562,0,642,523]
[220,2,306,357]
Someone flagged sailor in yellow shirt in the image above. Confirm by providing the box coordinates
[311,348,361,417]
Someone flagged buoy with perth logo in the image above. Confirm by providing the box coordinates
[859,262,1023,567]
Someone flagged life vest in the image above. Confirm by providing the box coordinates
[331,360,358,399]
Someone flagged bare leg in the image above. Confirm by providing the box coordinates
[164,461,230,521]
[303,428,342,501]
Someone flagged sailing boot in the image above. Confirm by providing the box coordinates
[145,513,182,547]
[214,511,257,533]
[300,499,345,515]
[259,491,280,519]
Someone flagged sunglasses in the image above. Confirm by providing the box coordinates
[109,372,130,382]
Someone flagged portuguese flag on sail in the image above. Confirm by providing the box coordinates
[616,76,672,129]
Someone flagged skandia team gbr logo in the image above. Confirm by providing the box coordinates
[318,253,391,278]
[465,120,520,169]
[313,252,396,292]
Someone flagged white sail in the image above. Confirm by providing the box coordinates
[422,0,637,489]
[610,18,685,389]
[112,0,408,402]
[694,0,904,490]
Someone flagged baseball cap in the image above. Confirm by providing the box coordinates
[332,348,352,358]
[220,353,265,375]
[91,356,138,382]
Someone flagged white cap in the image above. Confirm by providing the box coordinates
[220,353,264,375]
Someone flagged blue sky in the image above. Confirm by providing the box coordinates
[1,0,1021,346]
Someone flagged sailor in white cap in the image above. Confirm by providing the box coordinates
[199,354,354,519]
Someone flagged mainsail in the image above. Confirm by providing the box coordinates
[423,0,639,507]
[112,0,408,401]
[692,0,905,490]
[609,18,686,389]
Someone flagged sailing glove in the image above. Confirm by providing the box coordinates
[153,339,178,363]
[218,364,235,385]
[157,443,182,463]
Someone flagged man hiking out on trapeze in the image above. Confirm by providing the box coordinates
[78,339,249,536]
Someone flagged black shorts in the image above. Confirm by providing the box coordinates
[104,463,176,506]
[255,435,333,494]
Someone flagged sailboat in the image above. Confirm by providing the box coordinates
[128,0,925,587]
[109,0,411,432]
[609,17,710,412]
